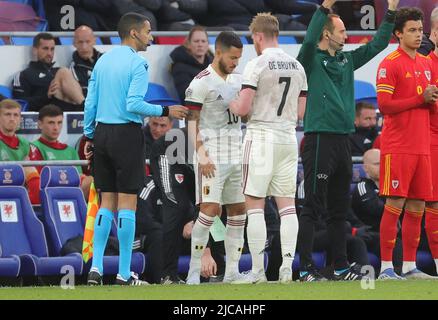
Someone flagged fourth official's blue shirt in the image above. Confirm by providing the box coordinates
[84,45,163,139]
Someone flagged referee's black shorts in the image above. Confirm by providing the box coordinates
[93,122,145,194]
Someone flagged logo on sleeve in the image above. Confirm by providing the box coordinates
[378,68,387,79]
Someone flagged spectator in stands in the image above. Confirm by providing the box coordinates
[351,149,403,273]
[28,104,93,200]
[419,7,438,56]
[196,0,306,31]
[70,26,103,97]
[112,0,160,30]
[170,26,213,102]
[12,33,85,112]
[349,102,378,156]
[156,0,208,31]
[0,99,39,204]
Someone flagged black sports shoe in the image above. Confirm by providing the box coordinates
[161,275,186,285]
[87,268,103,286]
[299,265,328,282]
[333,263,363,281]
[115,273,149,286]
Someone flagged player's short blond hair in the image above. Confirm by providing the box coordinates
[249,13,279,39]
[0,99,21,113]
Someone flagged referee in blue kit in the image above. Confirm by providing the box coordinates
[84,13,188,286]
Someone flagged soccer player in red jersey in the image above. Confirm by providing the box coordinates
[426,35,438,275]
[376,7,438,280]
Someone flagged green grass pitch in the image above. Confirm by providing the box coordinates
[0,281,437,300]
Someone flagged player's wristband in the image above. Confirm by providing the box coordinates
[320,6,330,15]
[386,10,396,23]
[162,106,169,117]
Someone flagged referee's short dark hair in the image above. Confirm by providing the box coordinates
[38,104,63,121]
[393,7,424,36]
[215,31,243,51]
[118,13,149,40]
[33,32,55,48]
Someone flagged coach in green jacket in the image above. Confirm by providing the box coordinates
[296,0,398,281]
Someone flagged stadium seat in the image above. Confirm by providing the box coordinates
[278,36,297,44]
[352,163,367,183]
[10,37,33,45]
[15,99,29,111]
[0,85,12,99]
[110,37,121,45]
[39,166,146,276]
[145,82,180,106]
[59,37,102,45]
[0,38,4,45]
[292,252,326,271]
[0,164,83,277]
[354,80,377,106]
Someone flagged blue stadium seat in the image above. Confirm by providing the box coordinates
[278,36,297,44]
[0,38,5,45]
[145,82,180,106]
[208,36,216,45]
[59,37,102,46]
[59,37,73,45]
[39,166,146,275]
[0,85,12,99]
[352,163,367,183]
[0,164,83,277]
[10,37,33,45]
[292,252,326,270]
[354,80,377,106]
[15,99,29,111]
[110,37,121,45]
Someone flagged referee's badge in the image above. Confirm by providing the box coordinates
[203,186,210,196]
[175,174,184,184]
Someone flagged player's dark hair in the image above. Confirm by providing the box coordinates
[215,31,243,51]
[117,13,149,40]
[355,102,375,117]
[38,104,63,121]
[33,32,55,48]
[393,7,424,37]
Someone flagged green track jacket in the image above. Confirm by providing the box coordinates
[298,7,396,134]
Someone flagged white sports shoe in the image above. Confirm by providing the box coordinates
[402,268,438,280]
[186,267,201,285]
[223,272,247,284]
[230,270,267,284]
[279,266,293,284]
